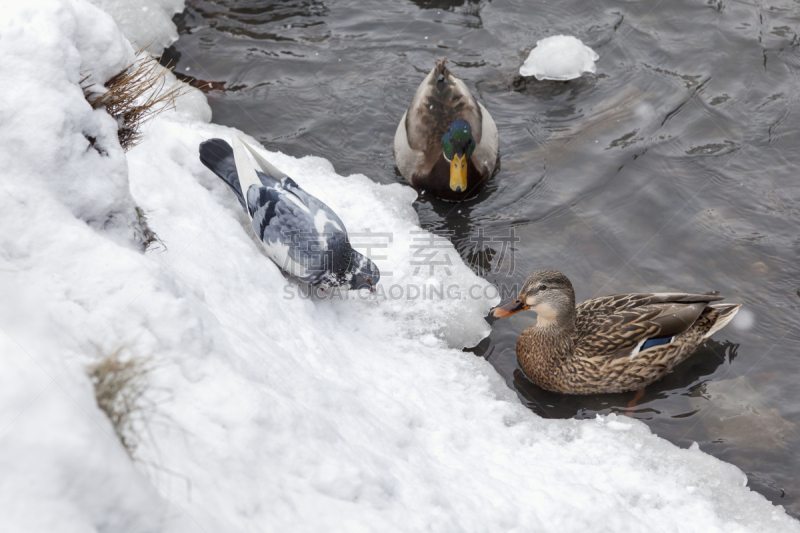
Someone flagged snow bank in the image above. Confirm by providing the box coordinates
[86,0,185,54]
[520,35,599,80]
[1,0,798,532]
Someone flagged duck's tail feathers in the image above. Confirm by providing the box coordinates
[199,138,246,210]
[435,56,448,76]
[704,303,741,339]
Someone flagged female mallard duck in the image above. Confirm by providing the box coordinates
[394,57,498,201]
[491,270,741,394]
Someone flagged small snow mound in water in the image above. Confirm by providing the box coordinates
[520,35,599,80]
[731,306,755,331]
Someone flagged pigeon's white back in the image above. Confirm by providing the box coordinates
[233,137,263,219]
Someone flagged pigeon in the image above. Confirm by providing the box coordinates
[199,137,380,291]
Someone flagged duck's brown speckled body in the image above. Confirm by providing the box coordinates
[493,271,741,395]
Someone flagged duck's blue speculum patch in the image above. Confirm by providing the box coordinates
[641,336,674,351]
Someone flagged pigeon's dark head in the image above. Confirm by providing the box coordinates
[328,236,380,291]
[348,251,380,292]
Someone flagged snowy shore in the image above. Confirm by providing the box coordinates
[1,0,798,531]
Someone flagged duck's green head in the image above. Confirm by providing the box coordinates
[441,120,476,193]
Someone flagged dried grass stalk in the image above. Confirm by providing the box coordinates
[85,49,192,151]
[133,206,165,252]
[87,348,153,458]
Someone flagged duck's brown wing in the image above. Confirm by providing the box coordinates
[574,292,725,358]
[404,58,483,157]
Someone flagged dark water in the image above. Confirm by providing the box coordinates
[166,0,800,515]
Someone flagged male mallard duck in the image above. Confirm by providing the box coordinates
[394,57,498,201]
[491,270,741,394]
[199,138,379,291]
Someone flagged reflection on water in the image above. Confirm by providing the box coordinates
[167,0,800,516]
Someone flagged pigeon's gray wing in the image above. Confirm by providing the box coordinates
[278,178,352,270]
[246,184,335,285]
[255,170,277,187]
[278,177,347,234]
[239,140,347,234]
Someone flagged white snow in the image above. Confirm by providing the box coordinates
[520,35,599,80]
[1,0,799,532]
[86,0,185,54]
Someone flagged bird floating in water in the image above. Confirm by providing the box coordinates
[394,57,498,201]
[491,270,740,394]
[199,137,379,291]
[520,35,598,81]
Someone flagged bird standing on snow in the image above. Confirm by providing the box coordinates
[199,138,379,291]
[394,57,498,201]
[491,270,740,394]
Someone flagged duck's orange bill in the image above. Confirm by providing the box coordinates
[490,298,529,317]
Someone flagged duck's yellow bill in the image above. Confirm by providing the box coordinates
[491,298,529,318]
[449,154,467,192]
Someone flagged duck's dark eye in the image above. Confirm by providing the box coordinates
[538,284,546,291]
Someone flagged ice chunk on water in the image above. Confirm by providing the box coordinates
[520,35,599,80]
[731,306,755,331]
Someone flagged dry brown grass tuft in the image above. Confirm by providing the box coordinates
[84,49,193,151]
[133,206,166,252]
[87,347,154,458]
